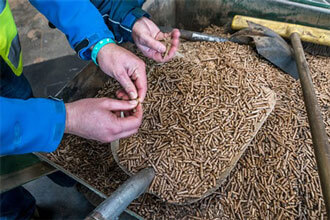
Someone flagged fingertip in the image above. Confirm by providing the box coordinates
[129,91,138,100]
[158,43,166,53]
[172,29,181,38]
[134,103,143,115]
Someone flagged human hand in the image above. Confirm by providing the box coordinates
[97,43,147,102]
[65,98,142,143]
[132,17,180,63]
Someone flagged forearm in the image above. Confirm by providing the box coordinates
[29,0,115,60]
[0,97,65,155]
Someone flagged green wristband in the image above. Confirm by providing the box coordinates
[91,38,116,66]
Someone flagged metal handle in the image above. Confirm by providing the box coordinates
[290,32,330,215]
[86,168,155,220]
[159,26,228,42]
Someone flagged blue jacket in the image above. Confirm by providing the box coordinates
[0,0,148,155]
[30,0,149,60]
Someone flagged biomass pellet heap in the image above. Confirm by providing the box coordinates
[110,41,275,203]
[46,26,329,218]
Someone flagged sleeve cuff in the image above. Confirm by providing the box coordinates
[0,97,66,155]
[74,30,115,60]
[46,98,66,152]
[120,8,150,42]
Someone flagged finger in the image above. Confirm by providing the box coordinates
[115,71,138,99]
[117,104,143,132]
[140,34,166,53]
[131,66,147,102]
[172,28,181,39]
[154,53,166,63]
[155,31,169,41]
[103,98,138,111]
[116,89,130,100]
[143,49,164,63]
[170,29,180,53]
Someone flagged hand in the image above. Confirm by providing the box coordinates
[65,98,142,143]
[97,43,147,102]
[132,17,180,63]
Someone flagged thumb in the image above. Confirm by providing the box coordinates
[141,35,166,53]
[102,98,138,111]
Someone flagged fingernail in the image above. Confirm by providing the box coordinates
[129,92,137,99]
[129,100,138,105]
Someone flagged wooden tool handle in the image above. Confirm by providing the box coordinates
[290,32,330,215]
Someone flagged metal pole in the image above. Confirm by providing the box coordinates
[290,32,330,215]
[86,168,155,220]
[159,26,228,42]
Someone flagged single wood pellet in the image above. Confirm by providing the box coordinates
[46,25,329,219]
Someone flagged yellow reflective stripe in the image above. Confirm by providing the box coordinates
[0,0,23,76]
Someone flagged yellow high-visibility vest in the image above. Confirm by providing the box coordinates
[0,0,23,76]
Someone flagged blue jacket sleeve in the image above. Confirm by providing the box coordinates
[29,0,115,60]
[0,97,66,155]
[91,0,149,43]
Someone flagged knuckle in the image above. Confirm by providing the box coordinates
[114,71,126,79]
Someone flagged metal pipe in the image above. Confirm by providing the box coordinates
[159,26,228,42]
[85,168,155,220]
[290,32,330,215]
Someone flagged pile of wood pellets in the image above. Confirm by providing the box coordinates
[47,25,329,218]
[114,45,275,203]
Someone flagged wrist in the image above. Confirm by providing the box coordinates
[64,103,74,134]
[96,43,117,67]
[91,38,116,66]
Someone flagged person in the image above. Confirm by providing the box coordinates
[0,0,180,218]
